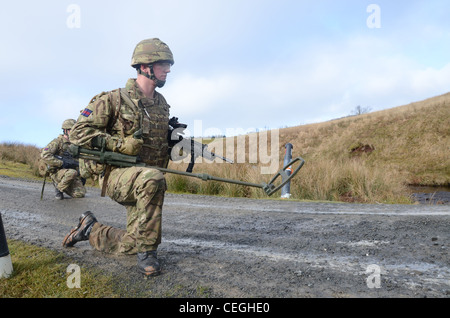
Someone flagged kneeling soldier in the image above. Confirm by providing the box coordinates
[41,119,86,200]
[63,38,174,277]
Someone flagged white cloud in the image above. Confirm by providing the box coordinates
[410,64,450,94]
[40,89,88,124]
[165,74,239,118]
[163,31,450,134]
[2,0,450,146]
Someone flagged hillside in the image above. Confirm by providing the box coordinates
[1,93,449,204]
[279,92,449,186]
[181,92,449,203]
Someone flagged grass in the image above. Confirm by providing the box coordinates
[0,240,119,298]
[0,240,214,298]
[0,141,41,179]
[0,160,41,181]
[166,92,449,203]
[1,92,449,203]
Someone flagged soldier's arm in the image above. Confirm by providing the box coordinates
[69,93,114,148]
[41,137,64,168]
[70,91,142,156]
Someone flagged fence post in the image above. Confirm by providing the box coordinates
[0,212,13,278]
[281,143,293,199]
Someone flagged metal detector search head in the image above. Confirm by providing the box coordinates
[263,157,305,196]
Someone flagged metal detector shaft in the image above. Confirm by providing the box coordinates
[70,145,304,196]
[159,156,304,196]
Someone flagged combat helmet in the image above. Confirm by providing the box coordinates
[62,119,76,130]
[131,38,174,88]
[131,38,174,67]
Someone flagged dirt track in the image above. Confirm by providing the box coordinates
[1,175,449,298]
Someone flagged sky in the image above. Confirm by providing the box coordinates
[1,0,450,148]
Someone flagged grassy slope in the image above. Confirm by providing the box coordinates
[170,92,449,202]
[279,92,450,186]
[1,92,449,203]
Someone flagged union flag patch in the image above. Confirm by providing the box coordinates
[81,108,93,117]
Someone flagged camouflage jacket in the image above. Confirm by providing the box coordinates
[41,134,71,170]
[70,78,170,178]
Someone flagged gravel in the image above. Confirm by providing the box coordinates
[1,175,449,298]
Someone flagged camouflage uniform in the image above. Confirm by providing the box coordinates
[69,78,170,254]
[41,134,86,198]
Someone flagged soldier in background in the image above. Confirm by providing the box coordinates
[62,38,173,277]
[40,119,86,200]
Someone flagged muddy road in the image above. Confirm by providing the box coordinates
[1,175,449,298]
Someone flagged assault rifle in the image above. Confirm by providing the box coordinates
[55,151,79,170]
[67,144,304,196]
[168,117,233,172]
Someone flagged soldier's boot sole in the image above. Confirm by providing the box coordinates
[62,211,97,248]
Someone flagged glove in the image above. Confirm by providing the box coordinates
[114,135,143,156]
[91,135,107,149]
[92,135,143,156]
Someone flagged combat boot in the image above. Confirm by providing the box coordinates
[54,182,64,200]
[137,251,161,276]
[55,191,64,200]
[62,211,97,248]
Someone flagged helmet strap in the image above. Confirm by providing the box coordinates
[138,64,166,88]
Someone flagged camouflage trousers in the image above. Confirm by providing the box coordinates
[88,166,166,255]
[51,168,86,198]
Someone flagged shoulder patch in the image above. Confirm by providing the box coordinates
[81,108,93,117]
